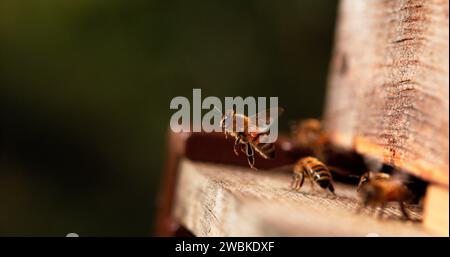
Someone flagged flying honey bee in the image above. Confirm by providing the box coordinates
[356,171,391,192]
[291,119,329,161]
[291,156,335,194]
[220,107,283,170]
[357,176,414,220]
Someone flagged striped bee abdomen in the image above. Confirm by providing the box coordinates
[308,163,332,187]
[292,156,335,194]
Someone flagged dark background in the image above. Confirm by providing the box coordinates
[0,1,338,236]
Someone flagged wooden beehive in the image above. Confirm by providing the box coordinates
[324,0,449,235]
[156,0,449,236]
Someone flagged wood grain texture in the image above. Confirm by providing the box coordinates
[173,159,434,236]
[324,0,449,185]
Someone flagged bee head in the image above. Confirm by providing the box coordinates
[357,172,372,192]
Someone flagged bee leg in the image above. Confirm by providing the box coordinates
[240,143,247,154]
[399,202,410,220]
[291,174,301,191]
[328,183,336,195]
[245,144,256,170]
[296,173,305,191]
[290,174,297,189]
[247,156,256,170]
[292,174,299,190]
[233,137,240,156]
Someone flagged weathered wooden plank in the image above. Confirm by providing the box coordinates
[324,0,449,185]
[173,159,433,236]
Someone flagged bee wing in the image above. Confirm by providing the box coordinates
[390,171,414,185]
[222,112,247,132]
[248,107,284,133]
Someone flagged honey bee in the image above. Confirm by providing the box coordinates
[220,107,283,170]
[358,177,414,219]
[291,156,335,194]
[356,171,391,192]
[291,119,328,160]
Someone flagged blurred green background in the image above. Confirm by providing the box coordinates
[0,1,337,236]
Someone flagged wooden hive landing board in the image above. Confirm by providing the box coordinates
[173,159,435,236]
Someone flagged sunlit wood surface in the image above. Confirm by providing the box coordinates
[173,159,435,236]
